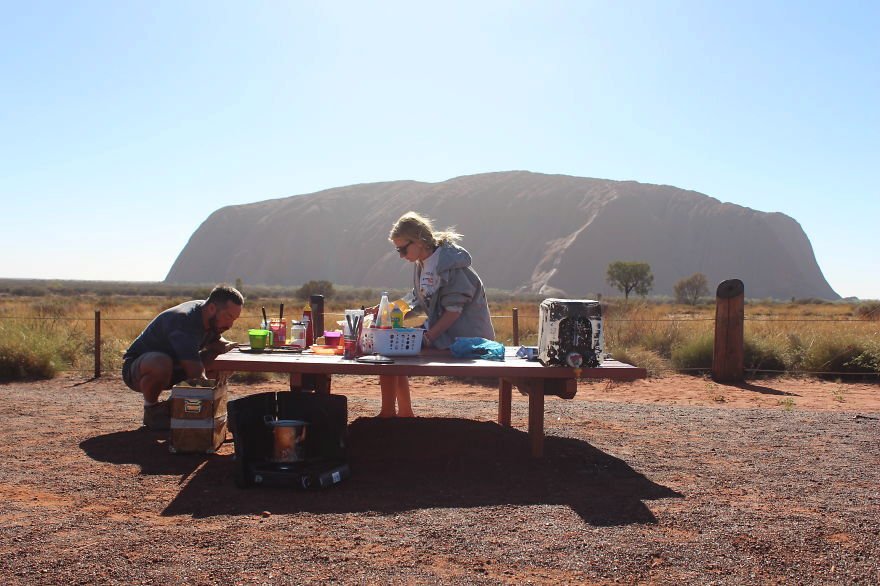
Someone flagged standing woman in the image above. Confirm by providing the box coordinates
[378,212,495,417]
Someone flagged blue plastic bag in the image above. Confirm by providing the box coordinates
[449,337,505,361]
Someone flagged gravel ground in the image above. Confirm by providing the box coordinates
[0,373,878,585]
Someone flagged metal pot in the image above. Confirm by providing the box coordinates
[264,416,309,463]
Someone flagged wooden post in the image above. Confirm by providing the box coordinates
[94,310,101,379]
[712,279,744,382]
[512,307,519,346]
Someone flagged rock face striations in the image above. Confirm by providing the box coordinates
[165,171,838,300]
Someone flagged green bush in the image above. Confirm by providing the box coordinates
[670,333,714,374]
[0,319,91,381]
[609,346,670,378]
[743,336,788,374]
[803,337,880,378]
[0,328,61,380]
[639,327,686,360]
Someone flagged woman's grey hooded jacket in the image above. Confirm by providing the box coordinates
[404,242,495,350]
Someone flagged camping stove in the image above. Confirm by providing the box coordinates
[537,299,604,368]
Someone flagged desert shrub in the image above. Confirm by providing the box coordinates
[670,333,714,374]
[794,297,832,305]
[673,272,709,305]
[296,280,336,300]
[846,341,880,373]
[855,301,880,320]
[0,322,62,380]
[781,332,810,372]
[743,336,788,374]
[638,327,686,360]
[802,336,880,378]
[609,347,669,378]
[29,298,70,318]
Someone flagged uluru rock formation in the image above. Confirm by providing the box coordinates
[165,171,838,300]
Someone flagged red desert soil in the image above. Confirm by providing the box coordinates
[1,372,878,585]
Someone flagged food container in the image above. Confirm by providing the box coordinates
[311,344,343,355]
[289,321,307,348]
[324,331,342,347]
[169,380,228,454]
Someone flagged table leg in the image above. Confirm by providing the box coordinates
[528,386,544,458]
[498,378,512,427]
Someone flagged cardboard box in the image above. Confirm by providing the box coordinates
[169,380,227,454]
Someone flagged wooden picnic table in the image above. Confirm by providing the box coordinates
[213,346,646,457]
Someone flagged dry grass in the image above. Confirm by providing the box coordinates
[0,294,878,380]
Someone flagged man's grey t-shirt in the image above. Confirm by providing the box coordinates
[123,300,217,365]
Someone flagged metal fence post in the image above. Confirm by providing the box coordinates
[94,310,101,379]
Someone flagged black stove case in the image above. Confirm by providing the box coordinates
[228,391,349,489]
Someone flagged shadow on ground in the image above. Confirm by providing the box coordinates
[733,381,799,396]
[83,418,681,526]
[80,429,219,477]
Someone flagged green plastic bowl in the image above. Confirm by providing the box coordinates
[248,328,271,351]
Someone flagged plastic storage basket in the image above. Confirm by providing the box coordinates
[360,327,423,356]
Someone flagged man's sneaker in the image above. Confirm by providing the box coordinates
[143,400,171,431]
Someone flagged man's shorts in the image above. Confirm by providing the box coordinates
[122,352,188,392]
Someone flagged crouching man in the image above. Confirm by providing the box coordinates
[122,284,244,430]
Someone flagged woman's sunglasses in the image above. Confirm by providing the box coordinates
[395,241,413,255]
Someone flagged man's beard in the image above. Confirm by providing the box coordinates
[208,315,226,335]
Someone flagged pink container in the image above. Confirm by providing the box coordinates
[324,331,343,347]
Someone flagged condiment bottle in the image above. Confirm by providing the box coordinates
[302,303,313,347]
[376,292,392,329]
[390,305,404,328]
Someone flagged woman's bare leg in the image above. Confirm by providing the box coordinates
[378,374,398,417]
[395,376,415,417]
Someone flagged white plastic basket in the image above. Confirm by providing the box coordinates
[360,327,423,356]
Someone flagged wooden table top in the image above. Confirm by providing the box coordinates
[213,346,646,381]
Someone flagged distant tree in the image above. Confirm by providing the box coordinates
[674,272,709,305]
[295,280,335,300]
[606,261,653,301]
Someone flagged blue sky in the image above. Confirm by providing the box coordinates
[2,1,878,299]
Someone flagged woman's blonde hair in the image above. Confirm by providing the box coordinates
[389,212,462,249]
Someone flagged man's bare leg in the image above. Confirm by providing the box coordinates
[136,353,174,404]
